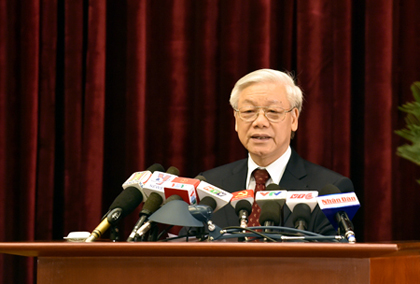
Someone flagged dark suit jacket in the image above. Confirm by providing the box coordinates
[201,148,354,235]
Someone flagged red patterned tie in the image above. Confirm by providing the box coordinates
[248,169,270,227]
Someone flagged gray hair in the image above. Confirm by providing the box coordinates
[229,69,303,113]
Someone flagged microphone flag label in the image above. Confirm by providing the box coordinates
[142,171,178,200]
[196,181,233,212]
[286,191,319,212]
[231,189,254,201]
[230,189,254,209]
[255,190,288,207]
[317,192,360,230]
[122,171,152,189]
[122,171,153,201]
[162,177,200,205]
[317,192,360,209]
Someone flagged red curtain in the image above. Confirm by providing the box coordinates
[1,0,420,283]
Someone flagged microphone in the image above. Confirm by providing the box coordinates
[122,163,165,201]
[291,204,311,231]
[256,185,287,228]
[258,201,281,227]
[126,192,162,242]
[189,177,234,238]
[195,175,233,213]
[127,166,180,241]
[189,203,214,223]
[230,190,254,228]
[286,191,318,231]
[317,184,360,243]
[85,186,143,242]
[163,177,201,205]
[142,166,180,200]
[134,194,183,240]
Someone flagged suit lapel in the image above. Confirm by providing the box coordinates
[221,159,247,192]
[280,149,308,189]
[280,149,309,224]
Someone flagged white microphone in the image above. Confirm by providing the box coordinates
[286,191,318,231]
[141,166,179,200]
[122,163,165,201]
[195,176,233,213]
[162,177,200,205]
[230,189,254,228]
[256,188,288,227]
[127,166,180,241]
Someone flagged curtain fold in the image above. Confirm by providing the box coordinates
[364,0,394,242]
[295,0,352,177]
[1,0,420,283]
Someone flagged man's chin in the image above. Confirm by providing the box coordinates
[248,148,273,160]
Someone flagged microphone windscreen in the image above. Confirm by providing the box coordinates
[320,184,341,196]
[259,201,281,225]
[166,166,180,176]
[141,192,163,215]
[199,196,217,211]
[292,203,311,224]
[235,199,252,216]
[163,194,183,204]
[189,205,213,222]
[108,187,143,217]
[147,163,165,173]
[266,183,281,191]
[194,175,207,182]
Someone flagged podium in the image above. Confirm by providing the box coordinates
[1,241,420,283]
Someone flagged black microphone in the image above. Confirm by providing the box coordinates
[230,190,254,228]
[165,166,180,176]
[256,183,287,229]
[258,201,282,228]
[291,203,311,231]
[134,194,183,240]
[126,192,162,242]
[127,166,180,241]
[285,190,318,231]
[85,186,143,242]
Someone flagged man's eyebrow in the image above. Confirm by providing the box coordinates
[240,99,282,105]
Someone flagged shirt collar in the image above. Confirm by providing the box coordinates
[246,146,292,188]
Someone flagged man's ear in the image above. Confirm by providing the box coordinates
[291,108,299,132]
[234,110,238,132]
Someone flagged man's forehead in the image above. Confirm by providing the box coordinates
[239,97,283,105]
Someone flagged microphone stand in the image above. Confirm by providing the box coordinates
[109,225,120,242]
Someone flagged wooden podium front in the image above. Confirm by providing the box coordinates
[1,242,420,283]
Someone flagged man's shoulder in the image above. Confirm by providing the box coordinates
[302,158,344,177]
[289,149,342,177]
[201,159,247,179]
[288,150,354,192]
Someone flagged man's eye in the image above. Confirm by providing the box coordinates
[267,109,281,114]
[242,109,256,113]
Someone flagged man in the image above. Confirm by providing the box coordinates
[201,69,354,235]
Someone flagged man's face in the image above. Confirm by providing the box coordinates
[234,82,299,167]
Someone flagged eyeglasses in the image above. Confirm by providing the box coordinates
[234,105,294,122]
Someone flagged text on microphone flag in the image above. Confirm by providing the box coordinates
[317,192,360,209]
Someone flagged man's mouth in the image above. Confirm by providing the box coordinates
[251,135,271,140]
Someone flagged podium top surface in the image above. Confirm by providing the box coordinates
[1,241,420,258]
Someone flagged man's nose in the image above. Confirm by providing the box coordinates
[253,108,270,125]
